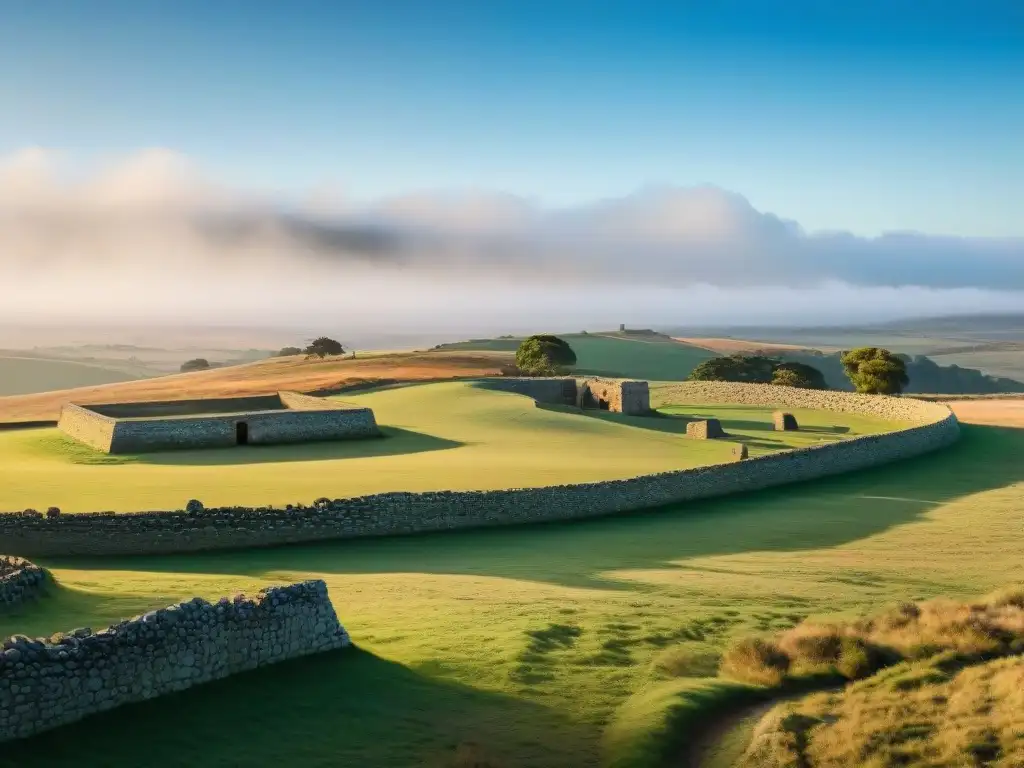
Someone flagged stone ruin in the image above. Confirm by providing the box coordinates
[773,411,800,431]
[482,377,650,415]
[686,419,726,439]
[574,378,650,415]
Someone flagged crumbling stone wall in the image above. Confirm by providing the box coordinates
[0,579,349,743]
[0,557,47,608]
[0,385,959,557]
[475,377,577,405]
[477,376,650,414]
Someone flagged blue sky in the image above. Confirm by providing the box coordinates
[2,0,1023,237]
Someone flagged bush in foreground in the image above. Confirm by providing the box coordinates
[720,585,1024,688]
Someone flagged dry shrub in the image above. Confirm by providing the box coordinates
[725,585,1024,690]
[778,624,844,671]
[982,583,1024,609]
[719,637,790,686]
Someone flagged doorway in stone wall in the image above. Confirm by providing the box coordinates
[236,421,249,445]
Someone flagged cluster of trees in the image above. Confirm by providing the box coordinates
[689,347,911,395]
[275,338,347,359]
[689,354,829,390]
[515,334,577,375]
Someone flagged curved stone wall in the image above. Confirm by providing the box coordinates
[0,383,959,557]
[0,557,47,608]
[0,579,350,743]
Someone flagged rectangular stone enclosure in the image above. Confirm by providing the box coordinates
[58,392,380,453]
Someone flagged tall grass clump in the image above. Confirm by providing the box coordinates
[720,585,1024,688]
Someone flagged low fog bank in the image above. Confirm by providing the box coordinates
[3,147,1023,336]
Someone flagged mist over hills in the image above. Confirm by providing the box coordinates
[3,149,1023,331]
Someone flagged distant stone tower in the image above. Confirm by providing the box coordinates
[619,323,626,332]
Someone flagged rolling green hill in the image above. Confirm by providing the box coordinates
[0,421,1019,767]
[434,332,714,380]
[0,380,889,512]
[0,356,142,396]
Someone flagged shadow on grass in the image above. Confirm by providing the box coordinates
[131,427,462,466]
[0,646,587,768]
[46,425,1024,594]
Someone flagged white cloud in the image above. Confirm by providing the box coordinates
[1,148,1022,330]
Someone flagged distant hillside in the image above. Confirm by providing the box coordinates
[0,356,143,397]
[434,331,713,381]
[773,350,1024,395]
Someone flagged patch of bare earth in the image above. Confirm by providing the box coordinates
[0,350,513,422]
[947,399,1024,427]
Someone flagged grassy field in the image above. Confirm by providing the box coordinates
[0,417,1020,766]
[0,356,142,396]
[0,381,893,512]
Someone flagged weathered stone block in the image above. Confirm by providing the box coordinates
[686,419,726,439]
[731,444,749,461]
[773,411,799,431]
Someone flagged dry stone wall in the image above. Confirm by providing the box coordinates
[0,579,349,743]
[0,557,47,608]
[0,383,959,557]
[59,392,380,453]
[478,376,650,413]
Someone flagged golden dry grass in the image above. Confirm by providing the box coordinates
[740,655,1024,767]
[0,350,513,422]
[947,398,1024,427]
[720,586,1024,689]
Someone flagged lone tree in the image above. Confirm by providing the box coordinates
[304,337,345,359]
[180,358,210,373]
[771,361,827,390]
[840,347,909,395]
[515,334,577,375]
[276,346,302,357]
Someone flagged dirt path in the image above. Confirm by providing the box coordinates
[683,684,845,768]
[684,698,778,768]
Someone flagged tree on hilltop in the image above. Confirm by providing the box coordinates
[180,358,210,373]
[304,337,346,359]
[840,347,909,394]
[515,334,577,375]
[771,361,827,389]
[276,346,302,357]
